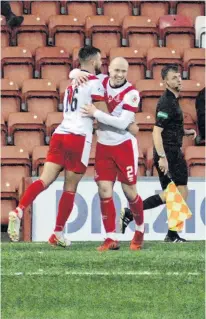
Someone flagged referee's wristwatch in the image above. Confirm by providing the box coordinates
[158,153,166,158]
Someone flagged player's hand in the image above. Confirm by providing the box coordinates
[158,157,169,175]
[185,129,197,140]
[81,104,97,117]
[127,123,139,136]
[74,72,89,86]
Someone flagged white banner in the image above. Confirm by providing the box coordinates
[32,178,206,241]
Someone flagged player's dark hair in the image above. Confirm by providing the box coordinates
[78,46,101,63]
[161,65,179,80]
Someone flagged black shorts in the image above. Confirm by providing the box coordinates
[154,147,188,190]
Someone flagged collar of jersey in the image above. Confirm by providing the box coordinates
[109,79,127,89]
[166,88,178,99]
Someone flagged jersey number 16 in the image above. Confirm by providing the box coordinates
[65,87,78,112]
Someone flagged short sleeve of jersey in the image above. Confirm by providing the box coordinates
[155,99,172,128]
[90,79,105,101]
[123,90,140,113]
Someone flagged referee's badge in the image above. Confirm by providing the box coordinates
[157,111,168,119]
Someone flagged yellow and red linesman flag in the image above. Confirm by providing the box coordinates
[164,181,192,231]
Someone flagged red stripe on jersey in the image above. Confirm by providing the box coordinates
[88,75,98,81]
[123,104,138,113]
[106,85,135,113]
[91,95,105,101]
[102,76,109,89]
[67,85,74,104]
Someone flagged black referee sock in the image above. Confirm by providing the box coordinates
[143,194,164,210]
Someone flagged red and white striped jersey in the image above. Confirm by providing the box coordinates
[55,75,105,143]
[96,75,140,145]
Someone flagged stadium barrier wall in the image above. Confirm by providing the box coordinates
[31,177,205,242]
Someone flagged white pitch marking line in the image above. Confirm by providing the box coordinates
[2,271,201,277]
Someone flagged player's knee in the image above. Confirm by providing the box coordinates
[98,184,113,199]
[122,184,137,201]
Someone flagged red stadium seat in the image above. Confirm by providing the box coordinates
[147,47,182,79]
[13,15,48,55]
[176,1,205,23]
[0,15,11,47]
[1,146,31,191]
[35,47,72,87]
[10,1,24,16]
[30,1,61,24]
[48,15,85,54]
[59,80,72,106]
[72,47,108,74]
[1,184,18,225]
[122,16,159,49]
[183,48,205,82]
[85,16,121,55]
[102,1,133,23]
[8,113,45,155]
[1,47,34,88]
[135,112,155,155]
[136,80,165,116]
[32,145,49,176]
[185,146,205,177]
[1,79,21,122]
[109,47,146,85]
[45,112,63,137]
[22,79,59,122]
[137,0,170,24]
[1,114,7,146]
[66,1,97,19]
[179,80,204,122]
[159,15,195,56]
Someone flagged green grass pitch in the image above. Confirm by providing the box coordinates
[1,241,205,319]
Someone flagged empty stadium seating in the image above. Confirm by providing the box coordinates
[102,1,133,23]
[30,0,61,24]
[45,112,63,137]
[159,15,195,55]
[183,48,205,81]
[136,80,165,115]
[137,0,170,24]
[13,15,48,55]
[22,79,59,121]
[176,1,205,23]
[1,79,21,122]
[66,1,98,19]
[85,16,121,55]
[179,80,204,121]
[32,145,49,176]
[35,47,72,87]
[1,183,18,225]
[2,47,34,87]
[185,146,205,177]
[147,47,182,79]
[10,0,24,16]
[1,146,31,191]
[1,115,7,146]
[8,112,45,155]
[136,112,155,155]
[122,16,158,49]
[48,15,85,54]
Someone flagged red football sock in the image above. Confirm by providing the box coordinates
[54,191,75,232]
[18,179,46,210]
[100,197,116,233]
[129,195,144,226]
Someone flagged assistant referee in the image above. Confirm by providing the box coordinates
[120,65,196,242]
